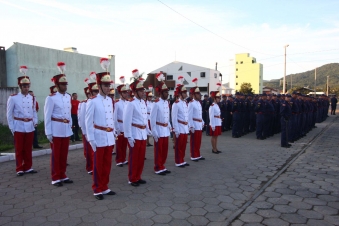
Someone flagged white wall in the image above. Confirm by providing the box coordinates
[6,43,115,121]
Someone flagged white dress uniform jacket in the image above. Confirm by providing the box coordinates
[114,99,128,134]
[44,92,73,137]
[150,98,171,138]
[209,103,222,129]
[78,100,88,135]
[7,93,38,133]
[123,97,148,140]
[146,100,153,121]
[188,99,204,130]
[171,99,189,134]
[85,94,115,147]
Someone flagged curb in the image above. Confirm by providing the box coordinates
[0,143,83,163]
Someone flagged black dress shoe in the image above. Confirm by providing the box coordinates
[281,145,290,148]
[95,194,104,200]
[88,172,93,175]
[192,159,199,162]
[178,165,185,168]
[75,139,82,141]
[199,157,205,160]
[33,146,43,148]
[137,179,147,184]
[217,150,222,153]
[184,163,190,166]
[27,170,38,174]
[117,164,123,167]
[146,143,153,147]
[104,191,116,195]
[63,179,73,184]
[155,172,166,175]
[164,170,171,174]
[130,182,139,186]
[112,152,116,155]
[17,172,24,176]
[53,182,63,187]
[212,150,219,154]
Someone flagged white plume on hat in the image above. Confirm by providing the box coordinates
[178,75,184,85]
[19,66,28,75]
[89,72,96,82]
[132,69,139,78]
[119,76,125,84]
[156,72,165,82]
[57,62,66,74]
[100,58,110,71]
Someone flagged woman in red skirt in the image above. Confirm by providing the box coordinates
[209,83,222,154]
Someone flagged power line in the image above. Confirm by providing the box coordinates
[156,0,277,56]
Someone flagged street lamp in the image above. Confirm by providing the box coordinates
[283,44,289,93]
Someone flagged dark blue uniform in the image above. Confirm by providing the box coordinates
[232,98,241,137]
[280,99,292,147]
[289,98,299,142]
[255,99,266,139]
[331,97,337,115]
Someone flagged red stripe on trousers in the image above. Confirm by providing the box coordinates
[128,140,146,183]
[154,137,169,172]
[92,145,113,193]
[50,137,70,181]
[175,134,188,165]
[116,133,128,164]
[14,131,34,172]
[190,130,202,158]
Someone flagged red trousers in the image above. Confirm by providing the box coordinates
[14,131,34,172]
[115,133,128,165]
[154,137,169,172]
[190,130,202,159]
[128,140,146,183]
[83,136,93,173]
[82,134,87,158]
[50,137,69,183]
[174,134,188,165]
[92,145,113,194]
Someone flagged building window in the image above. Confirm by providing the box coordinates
[236,62,238,64]
[183,79,189,85]
[200,72,205,78]
[187,72,191,77]
[178,66,182,71]
[240,61,243,64]
[214,73,218,78]
[236,76,238,78]
[199,87,207,92]
[236,68,238,71]
[169,87,174,90]
[236,83,238,85]
[252,59,256,63]
[167,75,173,80]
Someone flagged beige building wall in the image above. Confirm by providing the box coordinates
[234,53,263,94]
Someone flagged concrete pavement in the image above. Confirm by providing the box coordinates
[0,115,338,226]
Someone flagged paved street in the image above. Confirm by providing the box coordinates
[0,115,338,226]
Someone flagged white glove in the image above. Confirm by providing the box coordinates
[47,135,53,143]
[146,128,152,136]
[175,131,180,138]
[128,137,135,147]
[212,127,215,131]
[153,136,159,143]
[89,140,97,152]
[10,129,15,136]
[190,127,195,133]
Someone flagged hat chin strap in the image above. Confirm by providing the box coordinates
[99,84,108,96]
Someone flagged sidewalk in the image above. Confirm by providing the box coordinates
[0,115,337,226]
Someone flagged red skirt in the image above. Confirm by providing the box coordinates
[210,126,221,136]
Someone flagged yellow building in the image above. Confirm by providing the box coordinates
[234,53,263,94]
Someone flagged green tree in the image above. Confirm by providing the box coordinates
[239,82,254,94]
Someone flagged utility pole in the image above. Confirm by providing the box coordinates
[283,44,289,93]
[327,76,329,96]
[314,67,317,97]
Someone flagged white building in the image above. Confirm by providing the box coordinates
[5,42,115,120]
[149,61,221,97]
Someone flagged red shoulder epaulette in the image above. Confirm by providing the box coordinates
[115,99,120,103]
[211,103,214,106]
[174,100,179,103]
[90,96,97,99]
[154,99,160,103]
[10,93,17,96]
[190,99,194,102]
[129,98,134,102]
[49,93,56,96]
[81,100,87,103]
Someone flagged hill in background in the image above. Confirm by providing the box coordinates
[263,63,339,93]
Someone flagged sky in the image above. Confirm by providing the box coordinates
[1,0,339,83]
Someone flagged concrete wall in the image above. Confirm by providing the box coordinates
[0,46,7,88]
[234,53,263,94]
[0,87,19,125]
[6,43,115,120]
